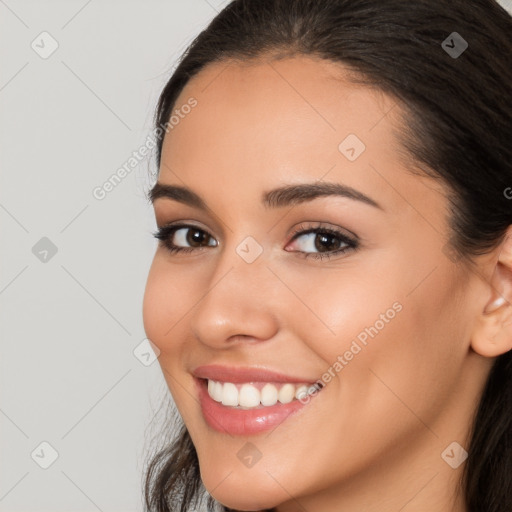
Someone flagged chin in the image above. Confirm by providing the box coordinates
[200,469,285,511]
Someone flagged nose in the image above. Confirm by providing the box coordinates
[190,246,279,349]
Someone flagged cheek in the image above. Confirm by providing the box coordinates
[142,257,201,416]
[327,268,465,431]
[283,259,460,419]
[273,262,403,364]
[142,255,190,354]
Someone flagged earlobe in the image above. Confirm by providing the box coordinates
[470,229,512,358]
[471,296,512,358]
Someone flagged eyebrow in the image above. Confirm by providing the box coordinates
[149,181,383,211]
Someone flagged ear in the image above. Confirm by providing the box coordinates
[471,227,512,358]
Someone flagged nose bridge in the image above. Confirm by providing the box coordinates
[212,228,271,294]
[190,234,279,346]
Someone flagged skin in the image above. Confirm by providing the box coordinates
[142,55,512,512]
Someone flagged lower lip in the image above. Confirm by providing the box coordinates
[196,378,318,436]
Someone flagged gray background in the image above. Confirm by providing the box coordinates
[1,1,511,511]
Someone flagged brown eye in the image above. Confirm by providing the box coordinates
[153,224,218,254]
[285,224,359,261]
[183,227,213,247]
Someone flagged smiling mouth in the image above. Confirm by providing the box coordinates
[205,379,322,409]
[195,376,324,435]
[192,364,325,434]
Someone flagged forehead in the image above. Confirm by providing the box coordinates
[166,55,397,159]
[159,55,444,218]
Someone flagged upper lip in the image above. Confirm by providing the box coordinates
[192,364,318,384]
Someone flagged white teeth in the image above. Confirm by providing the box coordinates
[295,385,308,400]
[261,383,278,406]
[212,381,223,402]
[278,383,295,404]
[206,379,320,408]
[221,382,238,406]
[239,384,260,408]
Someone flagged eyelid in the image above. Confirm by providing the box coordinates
[155,219,217,239]
[155,220,357,244]
[287,221,358,242]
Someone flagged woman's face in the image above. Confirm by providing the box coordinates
[143,56,490,511]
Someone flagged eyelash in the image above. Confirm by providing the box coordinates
[152,222,359,261]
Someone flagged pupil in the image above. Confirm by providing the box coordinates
[187,229,208,246]
[315,233,339,252]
